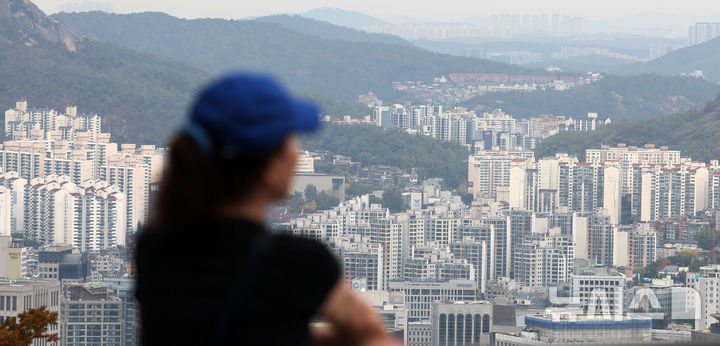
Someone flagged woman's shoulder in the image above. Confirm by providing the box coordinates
[271,234,337,265]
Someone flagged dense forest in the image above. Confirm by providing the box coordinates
[0,39,209,144]
[302,123,470,188]
[462,74,720,120]
[534,94,720,162]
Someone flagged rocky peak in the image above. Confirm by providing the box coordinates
[0,0,79,51]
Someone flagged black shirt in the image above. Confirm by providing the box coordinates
[135,218,341,345]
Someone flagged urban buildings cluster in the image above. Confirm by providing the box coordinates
[389,73,602,105]
[0,101,158,345]
[468,144,720,225]
[361,14,583,41]
[550,46,645,62]
[277,141,720,344]
[370,105,608,151]
[1,101,164,246]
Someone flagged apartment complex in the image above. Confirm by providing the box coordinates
[0,103,165,250]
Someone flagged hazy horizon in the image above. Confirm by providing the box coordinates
[34,0,720,23]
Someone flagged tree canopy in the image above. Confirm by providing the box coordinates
[0,306,59,346]
[302,123,470,188]
[382,188,406,213]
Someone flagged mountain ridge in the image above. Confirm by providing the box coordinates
[52,11,538,101]
[0,0,79,51]
[615,37,720,82]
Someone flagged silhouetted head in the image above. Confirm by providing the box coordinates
[151,73,321,230]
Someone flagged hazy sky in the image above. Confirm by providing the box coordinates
[33,0,720,21]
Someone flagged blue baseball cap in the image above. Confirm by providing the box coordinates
[183,73,321,156]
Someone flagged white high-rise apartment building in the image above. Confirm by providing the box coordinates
[476,109,516,133]
[629,224,657,267]
[0,172,27,233]
[631,164,709,222]
[4,102,102,142]
[404,247,475,283]
[689,22,720,45]
[330,235,384,291]
[19,176,126,251]
[586,144,681,194]
[449,238,488,293]
[347,215,408,289]
[468,152,531,199]
[686,265,720,330]
[0,187,11,236]
[513,228,574,287]
[100,156,147,233]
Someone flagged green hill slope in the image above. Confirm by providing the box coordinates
[534,95,720,162]
[461,74,720,120]
[0,40,209,144]
[614,37,720,82]
[52,11,536,101]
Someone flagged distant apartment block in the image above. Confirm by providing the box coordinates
[557,113,611,132]
[0,103,165,247]
[4,101,102,142]
[689,22,720,46]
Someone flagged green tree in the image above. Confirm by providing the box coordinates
[694,229,720,250]
[0,306,59,346]
[461,193,474,206]
[304,184,318,202]
[316,191,340,210]
[382,188,405,213]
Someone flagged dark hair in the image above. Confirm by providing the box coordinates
[149,134,284,232]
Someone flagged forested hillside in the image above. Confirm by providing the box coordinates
[462,74,719,120]
[53,11,536,101]
[534,94,720,162]
[302,123,470,188]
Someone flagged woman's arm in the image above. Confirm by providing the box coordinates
[316,280,400,346]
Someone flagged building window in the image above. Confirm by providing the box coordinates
[439,314,446,345]
[474,314,481,340]
[448,314,455,345]
[482,314,490,333]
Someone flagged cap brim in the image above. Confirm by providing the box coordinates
[291,99,322,133]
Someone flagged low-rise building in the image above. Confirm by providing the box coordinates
[431,301,493,346]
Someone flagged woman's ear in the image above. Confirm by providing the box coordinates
[261,136,299,200]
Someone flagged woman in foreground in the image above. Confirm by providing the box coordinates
[136,74,399,346]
